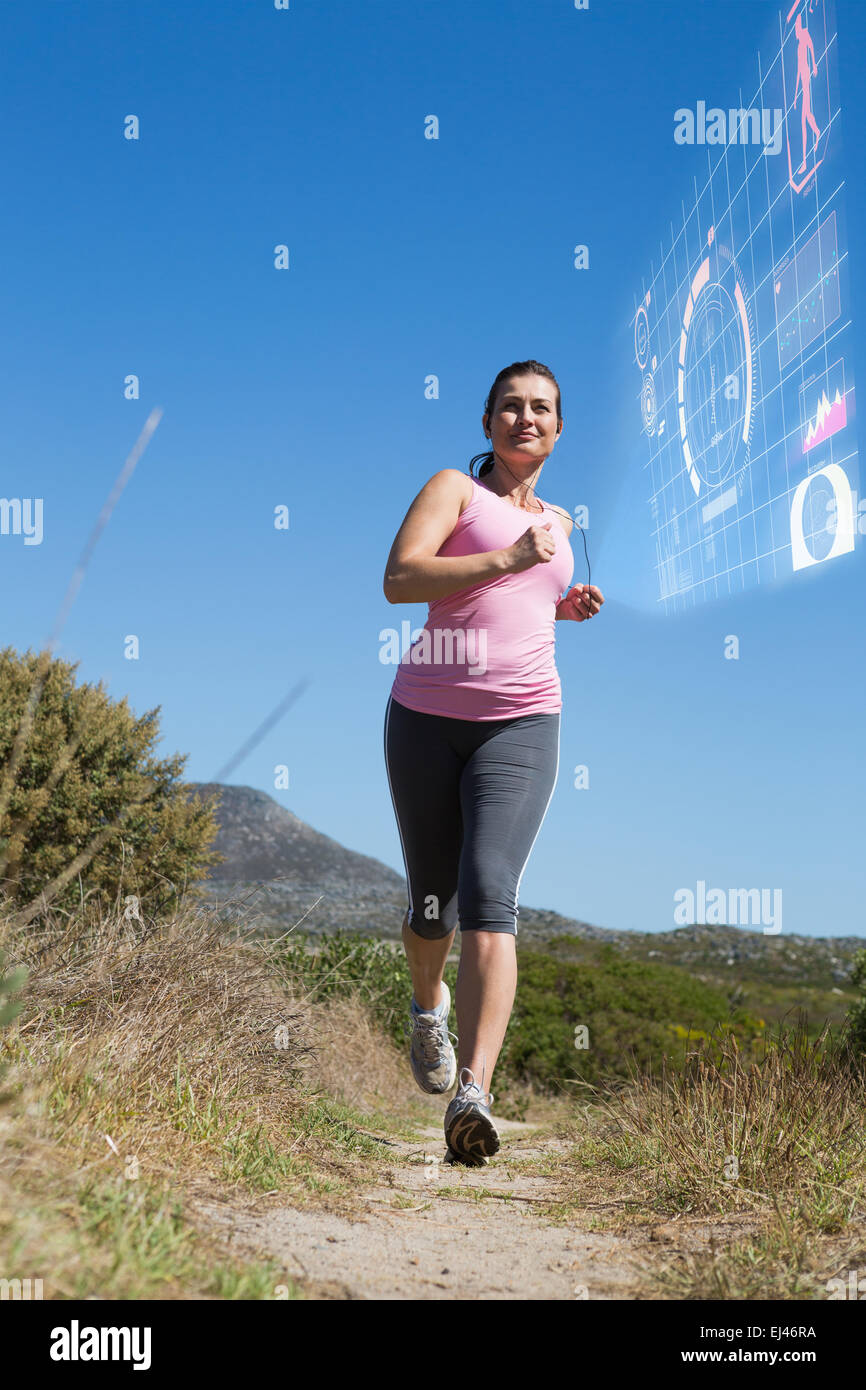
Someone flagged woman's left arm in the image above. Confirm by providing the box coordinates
[547,505,605,621]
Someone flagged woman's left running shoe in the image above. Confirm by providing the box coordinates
[444,1066,500,1161]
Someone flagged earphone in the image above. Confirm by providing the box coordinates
[481,433,594,617]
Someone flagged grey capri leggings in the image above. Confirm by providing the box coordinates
[383,694,561,939]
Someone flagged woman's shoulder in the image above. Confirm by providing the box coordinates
[429,467,474,491]
[424,468,475,512]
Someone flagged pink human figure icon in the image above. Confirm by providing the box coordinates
[794,14,821,172]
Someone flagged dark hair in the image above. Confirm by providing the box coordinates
[468,360,562,478]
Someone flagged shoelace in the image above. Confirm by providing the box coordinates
[456,1066,494,1109]
[406,1010,458,1065]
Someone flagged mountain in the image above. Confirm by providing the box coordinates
[185,783,864,982]
[186,782,407,937]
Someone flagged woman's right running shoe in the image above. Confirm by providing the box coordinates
[444,1066,500,1161]
[406,981,458,1095]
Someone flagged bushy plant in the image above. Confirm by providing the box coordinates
[842,948,866,1059]
[0,946,27,1092]
[501,945,768,1088]
[0,646,222,920]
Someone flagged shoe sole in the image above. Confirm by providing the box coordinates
[445,1103,500,1161]
[444,1145,489,1168]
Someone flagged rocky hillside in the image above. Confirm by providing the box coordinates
[186,782,408,937]
[186,783,864,982]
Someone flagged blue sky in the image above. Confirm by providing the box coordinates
[1,0,863,938]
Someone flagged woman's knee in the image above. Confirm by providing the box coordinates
[405,895,458,940]
[459,919,517,938]
[458,858,521,933]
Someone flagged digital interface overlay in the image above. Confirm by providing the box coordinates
[633,0,858,611]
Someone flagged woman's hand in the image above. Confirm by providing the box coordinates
[504,522,557,573]
[556,583,605,621]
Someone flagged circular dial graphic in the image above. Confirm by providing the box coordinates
[678,240,754,496]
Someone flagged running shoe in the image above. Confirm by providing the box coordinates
[406,981,458,1094]
[444,1066,500,1161]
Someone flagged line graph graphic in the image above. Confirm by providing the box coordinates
[633,0,858,611]
[800,359,848,453]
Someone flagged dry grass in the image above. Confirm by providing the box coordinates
[2,896,318,1183]
[595,1018,866,1219]
[301,990,439,1126]
[539,1018,866,1298]
[11,896,311,1103]
[0,893,410,1297]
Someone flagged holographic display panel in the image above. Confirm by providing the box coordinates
[633,0,858,610]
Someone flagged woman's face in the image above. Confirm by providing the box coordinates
[484,374,562,471]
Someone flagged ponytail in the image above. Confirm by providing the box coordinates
[468,450,495,478]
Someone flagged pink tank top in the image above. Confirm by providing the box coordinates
[390,476,575,720]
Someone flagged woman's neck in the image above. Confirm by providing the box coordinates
[483,458,544,509]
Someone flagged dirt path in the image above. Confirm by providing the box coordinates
[193,1119,659,1300]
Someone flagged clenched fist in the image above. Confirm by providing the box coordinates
[555,583,605,621]
[504,522,557,573]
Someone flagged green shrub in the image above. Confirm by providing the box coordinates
[0,646,222,919]
[842,948,866,1058]
[0,948,25,1029]
[501,944,767,1088]
[0,946,27,1093]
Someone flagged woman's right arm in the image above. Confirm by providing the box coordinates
[383,469,555,604]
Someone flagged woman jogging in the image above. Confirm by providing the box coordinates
[382,360,604,1162]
